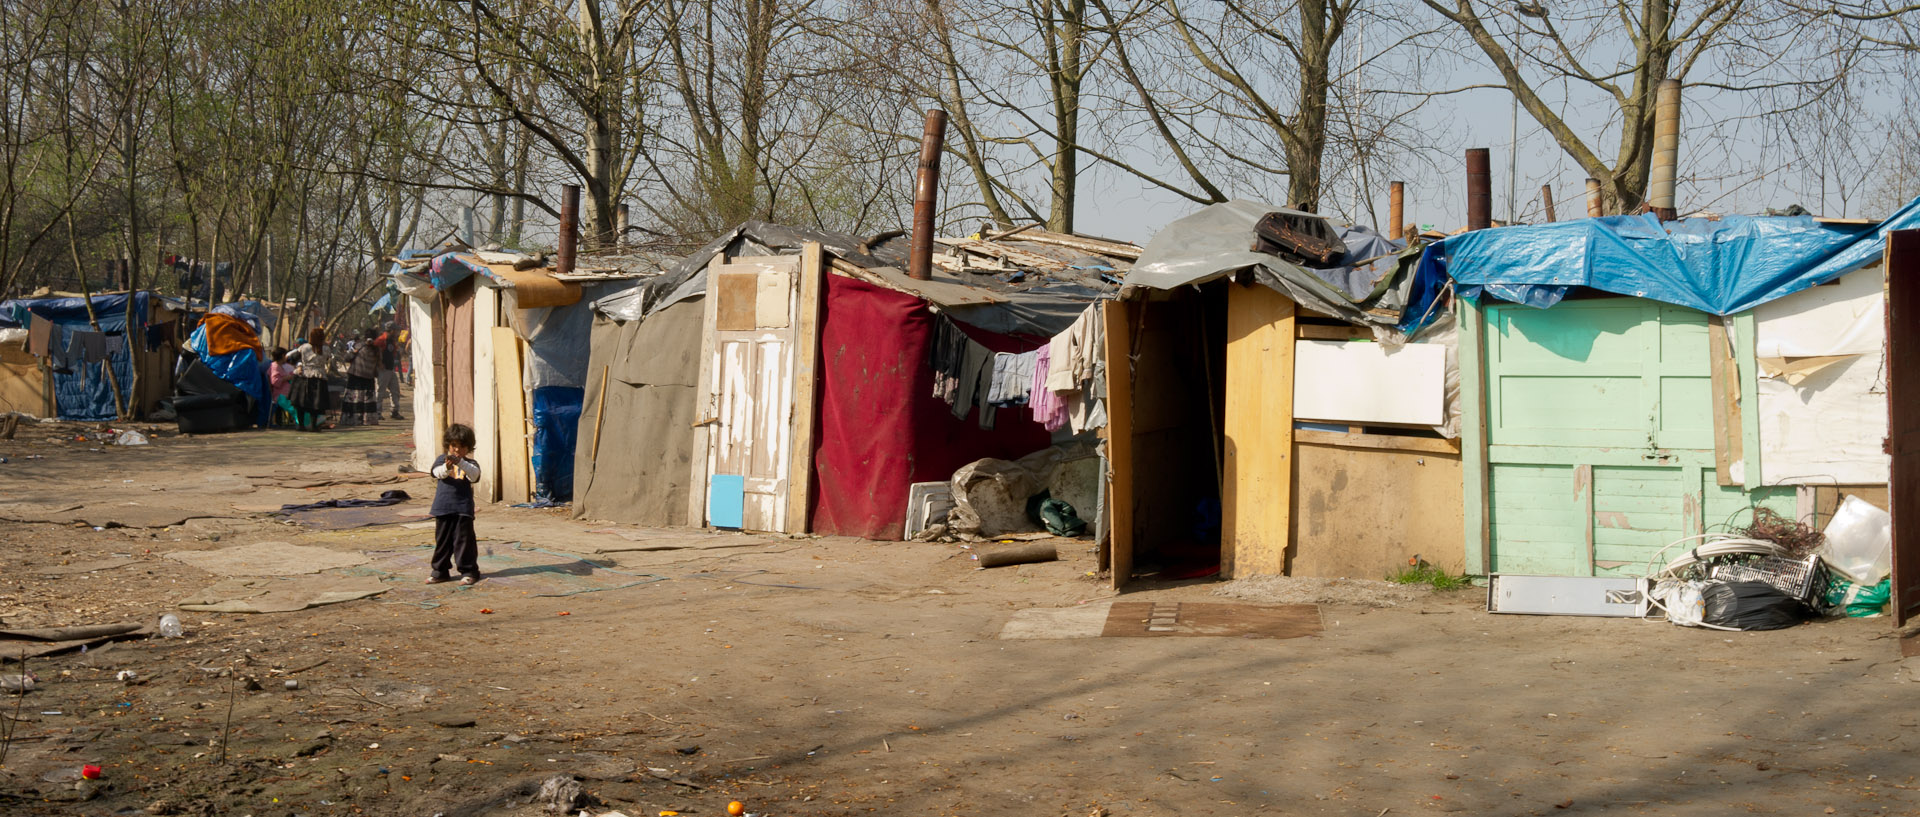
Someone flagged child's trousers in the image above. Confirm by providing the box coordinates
[431,514,479,578]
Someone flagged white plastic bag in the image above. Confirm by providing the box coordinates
[1820,495,1892,585]
[1651,579,1708,627]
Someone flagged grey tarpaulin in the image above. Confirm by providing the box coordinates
[597,221,1114,338]
[507,280,641,390]
[1128,200,1415,329]
[572,296,704,526]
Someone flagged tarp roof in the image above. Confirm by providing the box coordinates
[1125,200,1415,330]
[595,221,1123,337]
[1406,194,1920,323]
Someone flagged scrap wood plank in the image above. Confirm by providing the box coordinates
[935,237,1065,271]
[687,256,723,527]
[827,259,1005,305]
[785,242,824,534]
[492,326,531,504]
[1104,299,1136,592]
[1019,228,1144,260]
[1707,316,1743,486]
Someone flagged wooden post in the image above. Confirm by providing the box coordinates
[1459,291,1492,575]
[1222,284,1296,577]
[686,255,724,527]
[1104,299,1135,591]
[1541,184,1557,223]
[784,242,826,534]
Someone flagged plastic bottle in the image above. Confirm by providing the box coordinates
[157,614,183,638]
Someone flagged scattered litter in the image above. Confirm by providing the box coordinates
[81,764,102,779]
[157,614,183,637]
[2,672,36,694]
[114,430,149,446]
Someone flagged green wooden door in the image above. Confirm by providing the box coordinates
[1484,300,1790,576]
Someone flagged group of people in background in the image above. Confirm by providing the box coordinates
[264,322,407,432]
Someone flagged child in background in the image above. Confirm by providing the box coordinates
[268,347,296,427]
[428,423,483,585]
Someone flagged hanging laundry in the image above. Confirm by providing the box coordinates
[1030,345,1069,432]
[950,337,991,422]
[27,318,51,357]
[104,333,126,364]
[987,350,1037,407]
[71,330,108,363]
[927,316,968,405]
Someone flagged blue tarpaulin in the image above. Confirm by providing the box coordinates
[0,293,152,421]
[187,323,268,427]
[1404,195,1920,328]
[530,386,583,503]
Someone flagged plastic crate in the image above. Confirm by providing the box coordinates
[1708,554,1826,603]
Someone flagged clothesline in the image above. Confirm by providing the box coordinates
[927,303,1107,433]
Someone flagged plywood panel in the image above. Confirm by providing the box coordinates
[1889,230,1920,625]
[1291,340,1445,426]
[408,296,439,473]
[1222,284,1295,577]
[0,343,47,415]
[715,273,759,331]
[471,286,501,504]
[785,243,824,533]
[492,326,530,504]
[1289,443,1463,578]
[756,268,793,328]
[1104,299,1136,591]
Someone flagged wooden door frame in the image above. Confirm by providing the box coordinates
[1105,299,1135,591]
[1887,230,1920,626]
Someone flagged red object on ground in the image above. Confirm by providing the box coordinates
[809,275,1054,540]
[81,765,102,780]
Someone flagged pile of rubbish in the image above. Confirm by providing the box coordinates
[1647,501,1892,631]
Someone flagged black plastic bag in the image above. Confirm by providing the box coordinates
[1702,580,1808,630]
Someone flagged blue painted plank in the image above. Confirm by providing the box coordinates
[709,474,746,529]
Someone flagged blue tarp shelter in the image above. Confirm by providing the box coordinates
[0,292,167,421]
[1406,195,1920,326]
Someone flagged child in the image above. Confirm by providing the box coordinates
[268,347,296,427]
[428,423,483,585]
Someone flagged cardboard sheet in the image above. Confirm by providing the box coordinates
[1292,340,1446,426]
[1754,267,1890,486]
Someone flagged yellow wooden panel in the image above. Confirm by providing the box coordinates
[471,286,501,504]
[1222,284,1295,577]
[1290,443,1465,578]
[491,326,531,504]
[785,243,824,533]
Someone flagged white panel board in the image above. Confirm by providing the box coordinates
[1291,340,1445,426]
[1755,267,1890,486]
[407,297,438,473]
[471,285,500,503]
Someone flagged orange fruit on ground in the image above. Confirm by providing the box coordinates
[728,802,746,816]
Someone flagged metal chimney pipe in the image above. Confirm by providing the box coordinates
[616,203,630,249]
[558,184,580,276]
[1388,181,1405,240]
[1585,178,1603,217]
[1466,148,1492,231]
[1541,184,1557,223]
[909,109,949,282]
[1649,78,1681,221]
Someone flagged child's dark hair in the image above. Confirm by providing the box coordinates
[444,423,477,450]
[270,346,287,363]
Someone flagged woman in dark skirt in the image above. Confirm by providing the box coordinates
[286,327,332,432]
[341,328,382,427]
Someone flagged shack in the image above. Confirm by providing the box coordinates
[573,221,1125,540]
[0,292,180,420]
[1114,202,1453,585]
[393,246,647,505]
[1417,198,1920,578]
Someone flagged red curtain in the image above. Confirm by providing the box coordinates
[809,275,1053,539]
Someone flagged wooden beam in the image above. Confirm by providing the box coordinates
[1576,464,1594,576]
[491,326,530,504]
[1222,284,1296,577]
[687,256,723,527]
[1295,323,1372,341]
[1293,428,1461,455]
[1733,311,1763,490]
[1459,299,1492,575]
[1104,299,1136,592]
[784,242,826,534]
[1707,316,1743,486]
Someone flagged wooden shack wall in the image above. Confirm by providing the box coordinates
[1289,440,1464,578]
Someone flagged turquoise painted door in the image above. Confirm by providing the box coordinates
[1484,300,1789,576]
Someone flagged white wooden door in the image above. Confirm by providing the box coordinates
[697,255,801,532]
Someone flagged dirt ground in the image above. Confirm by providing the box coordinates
[3,417,1920,817]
